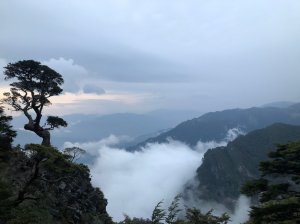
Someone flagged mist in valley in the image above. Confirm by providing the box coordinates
[1,1,300,223]
[64,128,249,223]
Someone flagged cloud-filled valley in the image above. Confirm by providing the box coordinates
[64,128,249,222]
[91,140,201,221]
[1,1,300,223]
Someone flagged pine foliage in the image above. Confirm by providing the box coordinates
[241,142,300,223]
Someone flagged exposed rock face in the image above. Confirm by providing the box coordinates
[184,123,300,210]
[0,144,113,224]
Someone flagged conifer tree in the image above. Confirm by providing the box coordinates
[1,60,67,146]
[0,106,16,149]
[241,141,300,223]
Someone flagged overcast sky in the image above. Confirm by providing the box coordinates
[1,0,300,115]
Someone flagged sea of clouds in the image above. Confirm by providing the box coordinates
[64,128,249,223]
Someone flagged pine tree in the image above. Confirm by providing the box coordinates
[0,106,16,149]
[241,141,300,223]
[2,60,67,146]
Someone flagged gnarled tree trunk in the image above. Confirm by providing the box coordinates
[24,123,51,146]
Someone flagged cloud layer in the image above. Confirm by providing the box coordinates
[65,128,247,222]
[91,140,201,221]
[1,0,300,115]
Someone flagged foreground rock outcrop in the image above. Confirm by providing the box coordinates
[0,143,112,224]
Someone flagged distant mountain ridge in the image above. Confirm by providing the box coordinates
[184,123,300,210]
[12,109,201,148]
[128,103,300,150]
[261,101,298,108]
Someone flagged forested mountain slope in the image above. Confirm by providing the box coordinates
[1,99,113,224]
[0,144,113,224]
[185,123,300,209]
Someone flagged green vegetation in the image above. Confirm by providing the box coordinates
[117,196,230,224]
[0,103,112,223]
[1,61,300,223]
[0,106,16,149]
[1,60,67,146]
[0,143,113,223]
[120,141,300,224]
[184,208,230,224]
[165,194,181,224]
[2,100,300,223]
[194,123,300,209]
[241,142,300,223]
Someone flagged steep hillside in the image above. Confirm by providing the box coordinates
[186,123,300,209]
[129,103,300,150]
[0,143,113,224]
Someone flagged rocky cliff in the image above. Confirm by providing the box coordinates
[0,143,112,224]
[185,123,300,210]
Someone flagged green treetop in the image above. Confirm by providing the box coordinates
[1,60,67,146]
[241,141,300,223]
[0,106,16,149]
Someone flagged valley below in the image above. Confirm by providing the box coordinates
[4,102,300,223]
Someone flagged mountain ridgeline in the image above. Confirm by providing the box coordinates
[2,101,300,223]
[185,123,300,210]
[128,103,300,150]
[13,110,201,148]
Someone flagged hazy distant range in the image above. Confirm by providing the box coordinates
[12,109,202,148]
[12,101,297,149]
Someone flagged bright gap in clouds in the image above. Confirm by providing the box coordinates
[64,128,248,222]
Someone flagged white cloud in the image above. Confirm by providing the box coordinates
[42,57,90,93]
[195,127,244,153]
[231,196,250,224]
[63,135,126,156]
[90,140,202,221]
[63,128,246,222]
[1,1,300,112]
[184,179,250,224]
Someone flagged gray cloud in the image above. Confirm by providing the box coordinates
[83,84,105,95]
[64,129,247,222]
[1,0,300,113]
[66,137,203,221]
[42,58,89,93]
